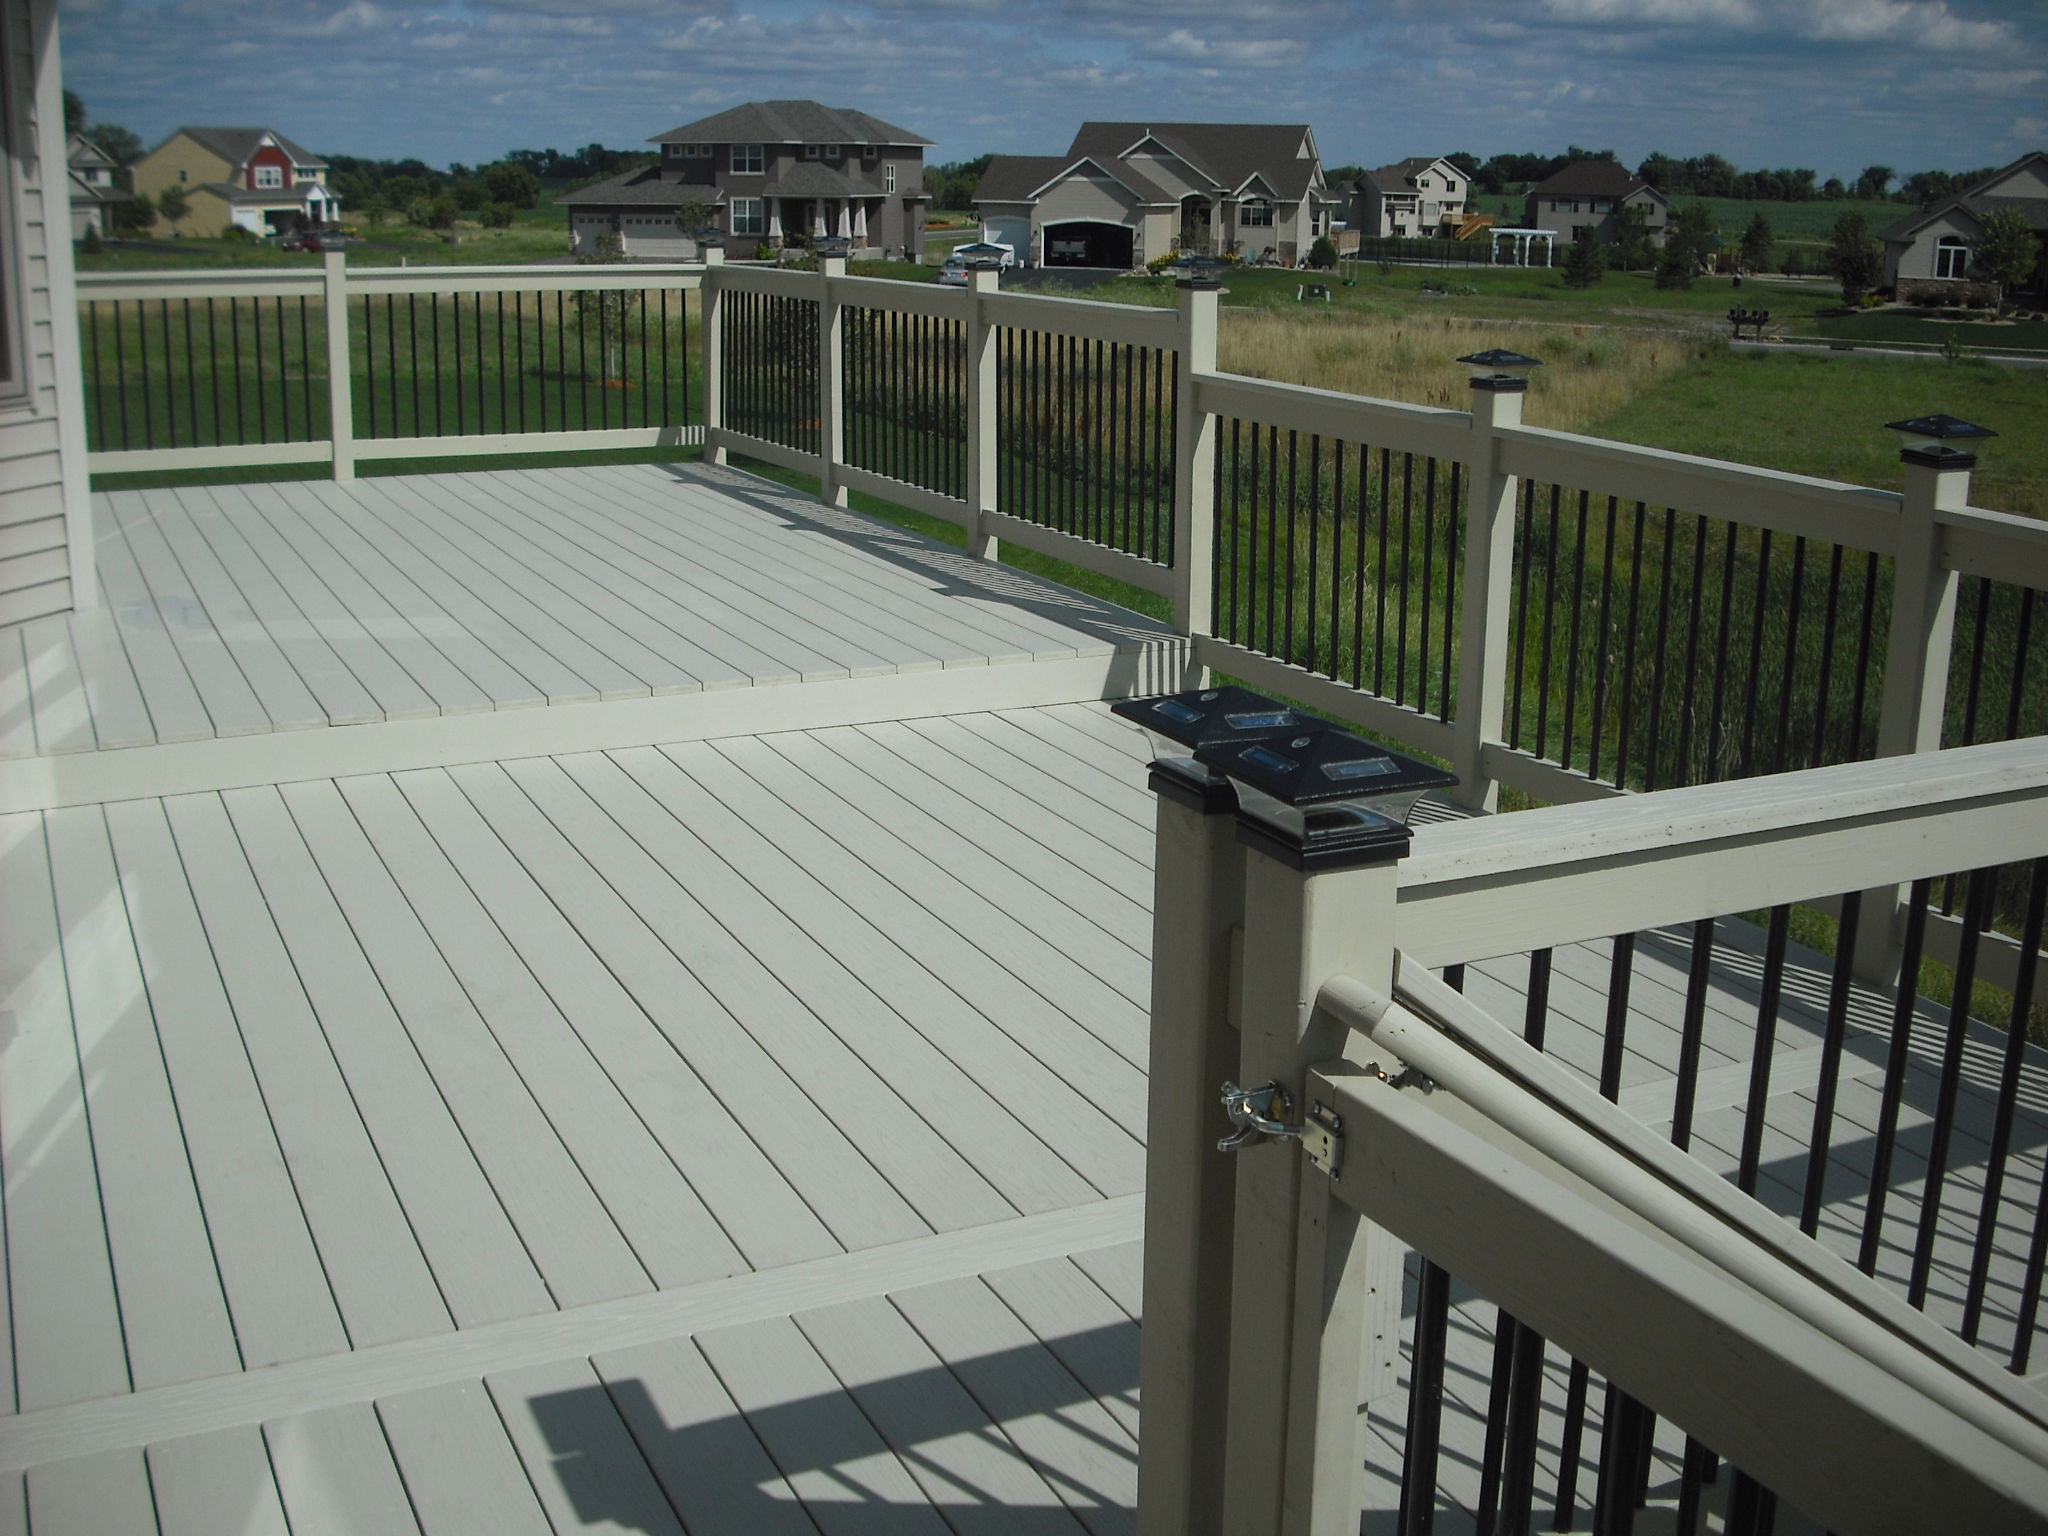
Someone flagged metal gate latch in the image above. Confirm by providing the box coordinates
[1218,1082,1345,1178]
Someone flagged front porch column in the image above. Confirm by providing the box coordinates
[812,200,827,239]
[836,200,851,239]
[767,204,783,241]
[853,201,868,243]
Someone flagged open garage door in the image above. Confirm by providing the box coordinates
[1043,221,1133,269]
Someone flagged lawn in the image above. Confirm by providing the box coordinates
[1471,191,1908,244]
[1805,310,2048,353]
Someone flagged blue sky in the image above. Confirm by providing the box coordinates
[59,0,2044,180]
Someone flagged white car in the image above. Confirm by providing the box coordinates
[951,240,1017,269]
[938,246,1008,286]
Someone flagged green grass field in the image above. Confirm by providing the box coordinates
[1472,191,1908,243]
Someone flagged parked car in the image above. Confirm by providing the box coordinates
[951,240,1016,269]
[938,250,1004,286]
[280,229,347,252]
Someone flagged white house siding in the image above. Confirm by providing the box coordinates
[1886,205,1982,287]
[0,0,91,626]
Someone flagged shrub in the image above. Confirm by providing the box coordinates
[1562,227,1606,289]
[481,202,515,229]
[1653,241,1693,290]
[1307,234,1337,270]
[222,224,258,244]
[79,224,101,253]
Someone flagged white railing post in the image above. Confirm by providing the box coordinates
[323,250,354,482]
[817,256,847,507]
[1449,373,1522,812]
[700,247,725,465]
[1173,278,1220,658]
[1856,435,1973,982]
[964,267,1000,561]
[1137,766,1245,1536]
[1222,818,1409,1536]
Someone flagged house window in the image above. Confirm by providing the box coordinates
[861,145,879,161]
[255,164,283,189]
[885,163,896,193]
[732,144,763,175]
[178,168,188,183]
[825,144,842,162]
[805,145,821,160]
[1241,199,1273,227]
[731,197,764,236]
[1445,179,1457,194]
[1936,236,1970,280]
[682,143,712,158]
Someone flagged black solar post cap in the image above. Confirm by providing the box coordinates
[1194,725,1457,871]
[1113,686,1310,814]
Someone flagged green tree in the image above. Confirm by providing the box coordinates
[480,202,515,229]
[1971,205,2040,313]
[480,162,541,209]
[63,88,84,135]
[1653,239,1694,289]
[574,232,640,382]
[1854,164,1895,200]
[1823,212,1883,304]
[1611,203,1654,270]
[112,189,154,236]
[156,183,190,235]
[1307,234,1337,270]
[85,121,143,170]
[1738,211,1774,272]
[1562,226,1605,288]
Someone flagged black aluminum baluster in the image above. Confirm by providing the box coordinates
[182,299,198,446]
[1534,485,1561,759]
[1813,543,1846,766]
[1738,906,1793,1195]
[452,288,465,435]
[1656,510,1695,790]
[1397,454,1415,704]
[1377,447,1393,695]
[1963,859,2046,1343]
[137,301,156,449]
[1723,1472,1777,1536]
[159,299,175,446]
[1561,489,1589,770]
[2007,590,2037,744]
[87,303,105,450]
[1910,867,1996,1308]
[1398,1257,1452,1536]
[1958,575,1994,747]
[1860,878,1935,1276]
[299,294,313,443]
[1441,462,1460,722]
[1475,1305,1516,1534]
[1510,479,1533,744]
[1284,430,1299,663]
[1350,441,1368,690]
[230,298,246,446]
[1265,424,1280,655]
[435,291,448,436]
[1672,918,1715,1152]
[1853,552,1880,756]
[1613,504,1647,785]
[1705,526,1739,782]
[1737,528,1773,777]
[1773,536,1807,771]
[1587,497,1618,782]
[1801,893,1865,1236]
[253,297,269,443]
[1551,1360,1591,1532]
[1305,435,1322,674]
[1418,457,1437,712]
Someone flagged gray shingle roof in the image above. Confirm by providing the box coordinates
[1529,160,1656,200]
[197,181,336,205]
[652,100,931,149]
[974,156,1097,203]
[168,126,326,171]
[557,168,727,208]
[1065,122,1321,201]
[1880,154,2048,242]
[1360,157,1454,195]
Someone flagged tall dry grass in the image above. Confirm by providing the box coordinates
[1216,310,1713,431]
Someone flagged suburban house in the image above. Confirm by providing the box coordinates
[130,127,340,237]
[66,133,130,238]
[975,122,1330,269]
[1882,150,2048,303]
[1347,157,1476,239]
[560,100,931,262]
[1521,159,1668,248]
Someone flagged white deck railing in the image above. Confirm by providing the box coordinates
[1139,738,2048,1534]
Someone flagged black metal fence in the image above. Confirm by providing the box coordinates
[1384,860,2048,1532]
[84,295,326,451]
[995,327,1177,564]
[719,289,820,457]
[1211,422,1465,722]
[843,305,966,499]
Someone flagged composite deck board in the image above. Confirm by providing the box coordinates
[99,798,350,1371]
[551,748,1090,1218]
[725,733,1148,1069]
[223,785,558,1328]
[600,743,1139,1203]
[201,483,443,722]
[444,757,931,1251]
[23,1446,157,1536]
[483,470,924,679]
[281,776,659,1308]
[146,1425,291,1536]
[664,736,1150,1151]
[487,1356,692,1536]
[327,772,738,1292]
[85,502,214,743]
[383,765,834,1273]
[264,1402,424,1536]
[979,1257,1142,1444]
[57,607,156,750]
[43,805,240,1391]
[0,812,130,1411]
[165,791,454,1349]
[500,752,1015,1235]
[21,616,94,753]
[376,1379,554,1536]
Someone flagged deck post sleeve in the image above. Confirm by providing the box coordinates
[817,258,847,506]
[324,250,354,482]
[1857,448,1968,981]
[1450,377,1522,811]
[965,268,1000,561]
[1173,280,1219,659]
[700,248,725,465]
[1138,766,1246,1536]
[1221,814,1408,1536]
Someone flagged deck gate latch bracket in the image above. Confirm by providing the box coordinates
[1218,1082,1345,1178]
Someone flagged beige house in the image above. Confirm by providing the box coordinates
[1,0,93,625]
[1349,157,1473,239]
[975,122,1330,269]
[131,127,340,237]
[1521,160,1668,249]
[1882,152,2048,303]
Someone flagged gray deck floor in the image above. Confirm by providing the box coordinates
[2,468,2040,1535]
